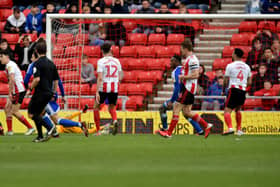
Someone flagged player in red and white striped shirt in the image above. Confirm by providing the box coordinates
[157,39,213,138]
[223,48,252,136]
[0,50,35,136]
[93,43,123,135]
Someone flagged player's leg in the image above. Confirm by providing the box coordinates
[108,92,118,135]
[159,101,171,131]
[4,99,13,135]
[223,88,236,135]
[235,106,244,136]
[183,115,204,135]
[64,104,89,120]
[165,102,183,137]
[93,92,105,133]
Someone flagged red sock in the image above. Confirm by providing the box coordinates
[167,115,179,136]
[192,113,208,128]
[19,116,33,129]
[109,108,117,121]
[93,109,100,131]
[224,113,233,129]
[6,116,12,132]
[236,111,242,130]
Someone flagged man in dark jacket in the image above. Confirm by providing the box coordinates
[136,0,155,13]
[4,7,26,34]
[246,37,263,71]
[261,47,279,83]
[106,20,126,46]
[112,0,129,13]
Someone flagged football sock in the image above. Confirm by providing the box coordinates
[32,115,45,138]
[58,118,81,127]
[6,116,12,132]
[42,114,54,129]
[93,109,100,131]
[236,111,242,131]
[19,115,33,129]
[160,109,168,130]
[188,118,203,133]
[167,115,179,135]
[65,111,81,120]
[224,112,233,129]
[109,108,117,121]
[191,113,208,128]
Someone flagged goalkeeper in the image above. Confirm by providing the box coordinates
[24,51,89,137]
[158,55,204,135]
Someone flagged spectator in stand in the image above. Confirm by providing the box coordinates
[81,54,96,87]
[157,3,172,13]
[127,0,142,11]
[89,21,106,46]
[0,39,15,70]
[82,5,92,32]
[254,80,277,110]
[154,3,173,35]
[183,0,209,13]
[174,3,195,45]
[250,63,274,95]
[25,4,42,35]
[14,35,36,71]
[245,0,262,14]
[255,22,279,48]
[201,76,224,110]
[262,0,280,14]
[197,64,210,95]
[84,0,105,13]
[112,0,129,13]
[64,4,79,24]
[261,47,279,83]
[104,5,112,13]
[272,38,280,58]
[13,0,33,11]
[212,68,224,83]
[153,0,180,8]
[136,0,155,13]
[42,2,57,33]
[246,37,263,71]
[4,7,26,34]
[105,20,126,46]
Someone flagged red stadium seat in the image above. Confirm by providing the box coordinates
[52,45,65,57]
[83,46,101,57]
[0,98,7,109]
[111,45,120,57]
[140,82,153,95]
[137,46,156,58]
[144,58,165,71]
[150,70,163,82]
[122,71,138,83]
[23,9,31,16]
[67,98,79,109]
[258,21,276,33]
[0,9,12,21]
[148,34,166,45]
[127,83,146,96]
[125,98,137,110]
[272,84,280,94]
[0,83,9,94]
[159,58,171,69]
[169,45,181,55]
[239,21,257,33]
[0,71,8,83]
[243,99,262,110]
[248,33,257,45]
[231,33,249,46]
[59,9,66,14]
[119,58,132,70]
[59,70,80,83]
[166,34,185,45]
[118,83,128,95]
[56,33,74,46]
[137,71,156,83]
[81,84,90,95]
[122,21,137,32]
[127,59,146,70]
[75,33,89,45]
[90,84,97,94]
[2,33,19,44]
[53,58,71,70]
[129,33,147,45]
[88,58,98,69]
[222,46,235,58]
[277,22,280,33]
[64,46,82,57]
[205,71,216,81]
[155,46,175,58]
[39,33,56,43]
[80,98,95,109]
[169,9,179,14]
[21,33,38,42]
[188,9,203,14]
[212,58,232,70]
[0,21,5,31]
[0,0,13,8]
[120,46,137,57]
[238,46,251,58]
[41,9,47,14]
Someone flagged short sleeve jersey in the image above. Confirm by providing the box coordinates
[181,54,199,94]
[5,60,25,94]
[97,56,122,93]
[225,61,251,91]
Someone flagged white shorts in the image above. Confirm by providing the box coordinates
[45,100,60,116]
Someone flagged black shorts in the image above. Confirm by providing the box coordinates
[176,85,195,105]
[225,88,246,109]
[28,93,53,116]
[99,92,118,105]
[12,91,26,105]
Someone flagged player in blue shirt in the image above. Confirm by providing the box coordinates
[24,52,88,137]
[158,55,204,135]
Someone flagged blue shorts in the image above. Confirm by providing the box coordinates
[45,100,60,116]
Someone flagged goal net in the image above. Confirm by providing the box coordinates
[46,14,280,112]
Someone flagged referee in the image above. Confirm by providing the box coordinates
[26,40,59,142]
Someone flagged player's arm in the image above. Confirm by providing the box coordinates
[247,76,252,87]
[24,63,34,88]
[26,64,40,95]
[223,76,229,92]
[96,72,102,104]
[58,78,65,98]
[8,73,15,100]
[180,68,199,80]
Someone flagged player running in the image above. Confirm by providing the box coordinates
[222,48,252,136]
[0,50,35,136]
[93,43,123,136]
[24,52,89,137]
[157,39,213,138]
[158,55,204,135]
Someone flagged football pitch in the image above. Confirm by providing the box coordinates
[0,134,279,187]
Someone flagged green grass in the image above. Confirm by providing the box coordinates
[0,134,279,187]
